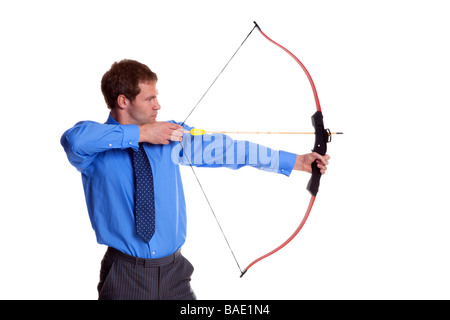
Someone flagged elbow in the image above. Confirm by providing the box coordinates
[61,126,84,155]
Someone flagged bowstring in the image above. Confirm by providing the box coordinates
[179,23,258,275]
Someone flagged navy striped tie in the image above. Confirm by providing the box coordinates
[132,143,155,242]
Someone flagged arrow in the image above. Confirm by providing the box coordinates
[185,128,343,136]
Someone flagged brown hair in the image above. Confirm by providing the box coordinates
[101,59,158,109]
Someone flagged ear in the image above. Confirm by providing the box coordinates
[116,94,129,109]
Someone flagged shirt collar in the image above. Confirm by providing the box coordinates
[105,113,120,125]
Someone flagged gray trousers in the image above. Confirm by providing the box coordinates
[97,247,196,300]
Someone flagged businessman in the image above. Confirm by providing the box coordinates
[61,59,330,300]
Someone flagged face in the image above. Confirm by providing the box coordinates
[126,81,161,125]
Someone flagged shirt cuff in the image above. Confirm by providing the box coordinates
[278,150,297,176]
[121,124,140,150]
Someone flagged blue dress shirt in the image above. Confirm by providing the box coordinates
[61,114,297,259]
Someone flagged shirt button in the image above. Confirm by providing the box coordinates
[129,142,133,145]
[152,251,156,255]
[109,144,112,147]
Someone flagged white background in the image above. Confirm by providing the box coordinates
[0,0,449,300]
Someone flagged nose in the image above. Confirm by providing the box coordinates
[153,98,161,110]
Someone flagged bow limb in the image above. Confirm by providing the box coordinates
[253,21,321,112]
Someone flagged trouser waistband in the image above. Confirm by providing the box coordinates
[106,247,181,268]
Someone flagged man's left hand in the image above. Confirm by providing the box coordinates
[294,152,330,175]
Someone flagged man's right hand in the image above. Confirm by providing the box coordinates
[138,122,184,145]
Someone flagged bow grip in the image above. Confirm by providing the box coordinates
[307,111,327,196]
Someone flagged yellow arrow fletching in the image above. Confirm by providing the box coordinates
[190,128,206,136]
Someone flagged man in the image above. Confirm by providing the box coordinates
[61,59,330,300]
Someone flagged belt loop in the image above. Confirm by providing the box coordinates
[135,257,138,267]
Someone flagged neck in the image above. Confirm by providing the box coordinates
[110,108,132,125]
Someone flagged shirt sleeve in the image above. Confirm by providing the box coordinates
[176,124,297,176]
[61,121,140,172]
[278,150,297,177]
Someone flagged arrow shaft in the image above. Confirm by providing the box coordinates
[203,131,316,134]
[184,130,342,135]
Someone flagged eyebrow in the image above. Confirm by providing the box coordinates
[146,92,158,100]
